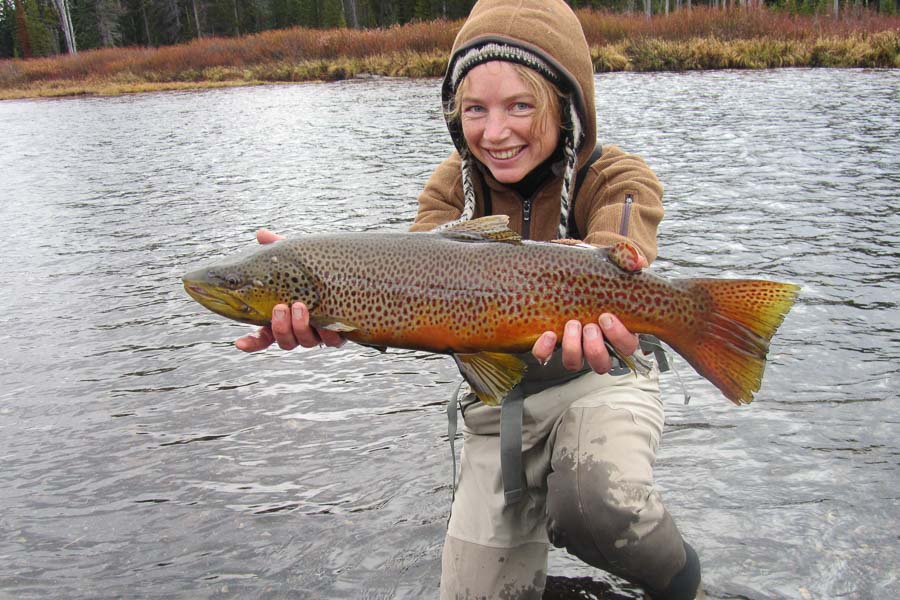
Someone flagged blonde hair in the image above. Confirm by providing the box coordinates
[447,63,564,142]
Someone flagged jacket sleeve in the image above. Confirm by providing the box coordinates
[574,145,664,264]
[410,153,465,232]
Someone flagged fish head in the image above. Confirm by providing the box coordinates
[182,241,318,326]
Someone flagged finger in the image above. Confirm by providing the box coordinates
[256,228,285,245]
[531,331,557,365]
[582,323,613,374]
[235,326,275,353]
[599,313,640,356]
[289,303,323,348]
[561,320,584,371]
[271,304,300,350]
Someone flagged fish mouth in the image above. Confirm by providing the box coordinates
[182,279,270,325]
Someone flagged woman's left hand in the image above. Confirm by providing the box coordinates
[531,313,640,374]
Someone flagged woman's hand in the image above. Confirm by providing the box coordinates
[532,244,648,373]
[234,229,345,353]
[531,313,640,374]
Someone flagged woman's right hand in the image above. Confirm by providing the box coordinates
[234,229,345,353]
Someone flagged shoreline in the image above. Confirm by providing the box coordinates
[2,16,897,100]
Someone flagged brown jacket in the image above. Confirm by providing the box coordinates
[411,0,663,261]
[411,145,664,261]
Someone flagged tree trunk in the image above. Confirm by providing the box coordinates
[643,0,652,17]
[14,0,32,58]
[192,0,202,38]
[54,0,77,54]
[96,0,123,47]
[343,0,358,28]
[139,0,151,44]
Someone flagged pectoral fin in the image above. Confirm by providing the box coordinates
[309,316,361,333]
[452,352,527,406]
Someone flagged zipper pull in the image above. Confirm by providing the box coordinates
[619,194,634,237]
[523,198,532,223]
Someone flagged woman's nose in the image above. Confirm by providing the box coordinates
[483,111,509,141]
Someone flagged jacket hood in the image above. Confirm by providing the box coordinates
[442,0,597,166]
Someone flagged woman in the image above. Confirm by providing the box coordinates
[237,1,702,598]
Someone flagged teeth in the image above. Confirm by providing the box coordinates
[489,147,522,160]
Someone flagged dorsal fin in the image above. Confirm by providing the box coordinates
[439,216,522,243]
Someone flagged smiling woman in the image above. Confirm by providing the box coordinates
[455,61,562,184]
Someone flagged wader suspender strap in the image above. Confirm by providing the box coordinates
[447,381,463,509]
[499,387,526,505]
[446,382,527,508]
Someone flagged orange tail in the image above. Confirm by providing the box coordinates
[664,279,800,404]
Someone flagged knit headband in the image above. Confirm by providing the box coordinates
[441,42,584,239]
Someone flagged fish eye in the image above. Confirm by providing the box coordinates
[225,274,241,288]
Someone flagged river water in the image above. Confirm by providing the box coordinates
[0,69,897,599]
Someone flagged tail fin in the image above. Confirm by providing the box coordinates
[667,279,800,404]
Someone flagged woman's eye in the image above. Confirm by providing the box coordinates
[462,104,485,115]
[512,102,532,112]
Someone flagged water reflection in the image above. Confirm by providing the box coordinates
[0,69,897,599]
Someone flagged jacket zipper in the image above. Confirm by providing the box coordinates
[521,197,533,240]
[619,194,633,237]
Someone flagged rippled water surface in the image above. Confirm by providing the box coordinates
[1,69,897,599]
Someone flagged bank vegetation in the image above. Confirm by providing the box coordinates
[1,7,897,99]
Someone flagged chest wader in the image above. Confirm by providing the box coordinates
[446,143,671,507]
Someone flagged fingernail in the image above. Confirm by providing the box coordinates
[584,324,599,339]
[292,304,304,319]
[566,321,580,335]
[274,307,287,320]
[600,314,613,329]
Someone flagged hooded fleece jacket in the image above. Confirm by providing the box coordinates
[411,0,664,260]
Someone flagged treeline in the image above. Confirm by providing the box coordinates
[2,0,897,59]
[5,0,475,57]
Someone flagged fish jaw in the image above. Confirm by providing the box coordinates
[182,270,273,326]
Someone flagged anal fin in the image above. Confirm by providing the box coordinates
[452,352,527,406]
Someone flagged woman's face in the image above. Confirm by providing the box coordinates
[458,61,560,184]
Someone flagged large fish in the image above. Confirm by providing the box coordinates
[183,216,800,405]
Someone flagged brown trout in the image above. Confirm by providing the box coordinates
[183,216,800,405]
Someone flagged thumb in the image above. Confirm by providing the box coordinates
[256,228,284,245]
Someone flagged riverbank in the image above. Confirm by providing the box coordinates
[1,8,898,100]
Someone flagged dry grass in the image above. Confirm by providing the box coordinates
[1,8,898,99]
[593,30,900,71]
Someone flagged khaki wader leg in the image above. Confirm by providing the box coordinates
[440,536,548,600]
[441,366,698,599]
[545,368,689,594]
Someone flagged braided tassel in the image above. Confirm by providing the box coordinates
[435,151,477,231]
[558,96,583,239]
